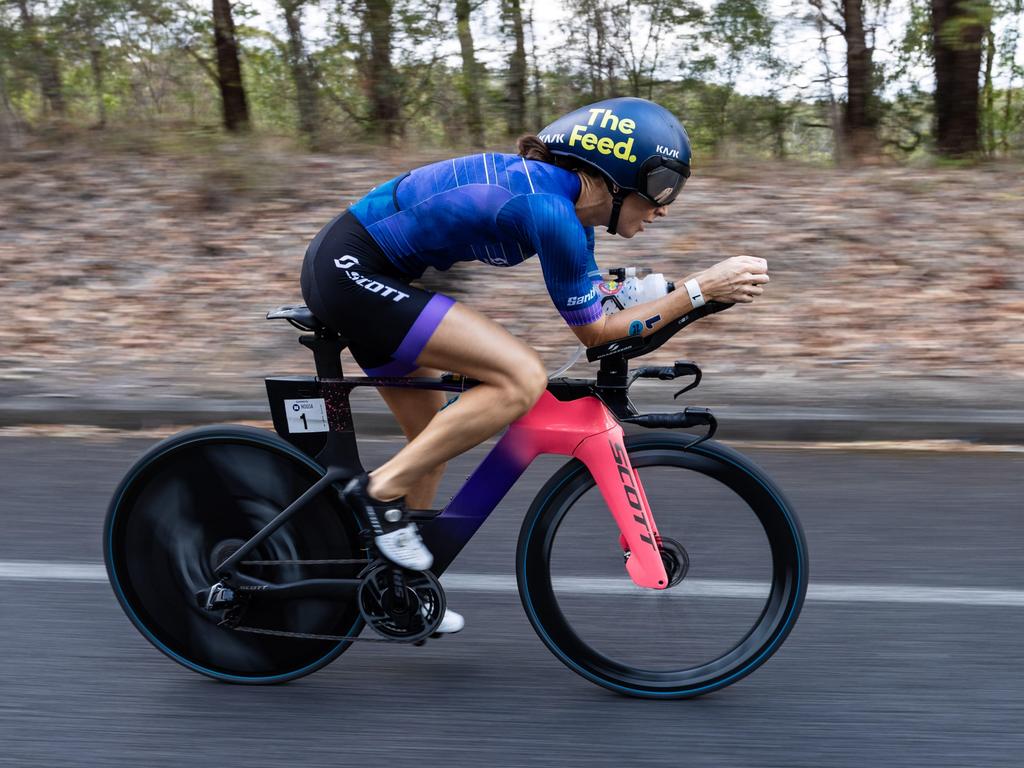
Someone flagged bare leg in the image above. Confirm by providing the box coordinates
[374,367,447,508]
[367,302,548,502]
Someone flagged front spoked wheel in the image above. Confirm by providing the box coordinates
[104,425,365,684]
[517,434,808,699]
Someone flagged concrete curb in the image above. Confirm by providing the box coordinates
[3,397,1024,443]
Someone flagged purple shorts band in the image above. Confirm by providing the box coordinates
[361,293,456,377]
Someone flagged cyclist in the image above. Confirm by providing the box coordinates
[301,97,770,634]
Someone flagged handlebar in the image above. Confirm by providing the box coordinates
[586,300,734,363]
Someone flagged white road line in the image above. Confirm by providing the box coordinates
[0,561,109,582]
[2,560,1023,607]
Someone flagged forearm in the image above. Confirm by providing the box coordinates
[595,271,701,343]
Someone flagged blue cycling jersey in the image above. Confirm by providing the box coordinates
[348,153,603,327]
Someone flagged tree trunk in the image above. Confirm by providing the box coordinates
[528,3,543,128]
[211,0,250,132]
[1001,0,1022,153]
[504,0,527,136]
[595,10,610,96]
[455,0,485,146]
[768,104,788,160]
[14,0,66,117]
[89,44,107,128]
[842,0,877,158]
[982,27,995,154]
[280,0,321,147]
[364,0,402,141]
[1002,71,1015,155]
[812,6,844,163]
[931,0,989,157]
[0,61,22,150]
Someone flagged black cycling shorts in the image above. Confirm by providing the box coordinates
[301,211,455,375]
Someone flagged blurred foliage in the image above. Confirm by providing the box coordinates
[0,0,1021,159]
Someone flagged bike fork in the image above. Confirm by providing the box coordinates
[572,429,670,589]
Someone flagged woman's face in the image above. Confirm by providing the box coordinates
[615,193,668,238]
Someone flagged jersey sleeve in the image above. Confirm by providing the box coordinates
[496,194,602,327]
[584,226,601,281]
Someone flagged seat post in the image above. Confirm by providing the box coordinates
[299,329,346,379]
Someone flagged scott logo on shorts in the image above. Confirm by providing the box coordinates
[333,254,410,303]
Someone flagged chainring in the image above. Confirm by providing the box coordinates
[357,563,446,642]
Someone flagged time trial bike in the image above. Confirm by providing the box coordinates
[103,278,808,699]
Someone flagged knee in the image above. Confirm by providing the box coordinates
[504,354,548,415]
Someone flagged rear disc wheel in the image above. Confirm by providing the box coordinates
[104,426,365,684]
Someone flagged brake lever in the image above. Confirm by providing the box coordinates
[672,361,702,399]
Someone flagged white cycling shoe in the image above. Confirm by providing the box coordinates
[433,607,465,635]
[375,523,433,572]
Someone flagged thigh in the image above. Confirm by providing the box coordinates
[413,302,545,385]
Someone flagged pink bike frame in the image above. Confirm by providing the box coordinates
[417,390,670,588]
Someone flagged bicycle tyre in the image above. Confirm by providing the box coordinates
[516,434,808,699]
[104,425,365,684]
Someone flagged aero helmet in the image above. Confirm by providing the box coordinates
[538,97,691,234]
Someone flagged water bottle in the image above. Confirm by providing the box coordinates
[596,267,673,316]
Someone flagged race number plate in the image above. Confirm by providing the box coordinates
[284,398,329,433]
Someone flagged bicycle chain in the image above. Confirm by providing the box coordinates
[240,559,369,566]
[219,558,437,644]
[228,622,429,644]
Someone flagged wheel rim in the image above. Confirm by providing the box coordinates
[521,445,804,694]
[107,435,363,680]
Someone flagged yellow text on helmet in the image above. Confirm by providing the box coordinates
[568,111,637,163]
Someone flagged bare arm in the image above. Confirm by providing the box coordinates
[569,256,770,348]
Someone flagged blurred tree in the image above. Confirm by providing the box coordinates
[9,0,66,116]
[526,0,543,127]
[502,0,527,136]
[54,0,121,128]
[131,0,251,130]
[211,0,250,130]
[565,0,614,98]
[931,0,992,156]
[700,0,774,154]
[563,0,701,100]
[328,0,443,142]
[363,0,402,140]
[806,0,882,159]
[997,0,1023,152]
[0,41,23,146]
[980,0,1023,153]
[454,0,484,146]
[278,0,321,146]
[618,0,701,98]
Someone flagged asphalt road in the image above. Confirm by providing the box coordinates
[1,434,1022,767]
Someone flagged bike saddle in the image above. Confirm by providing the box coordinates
[267,304,329,334]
